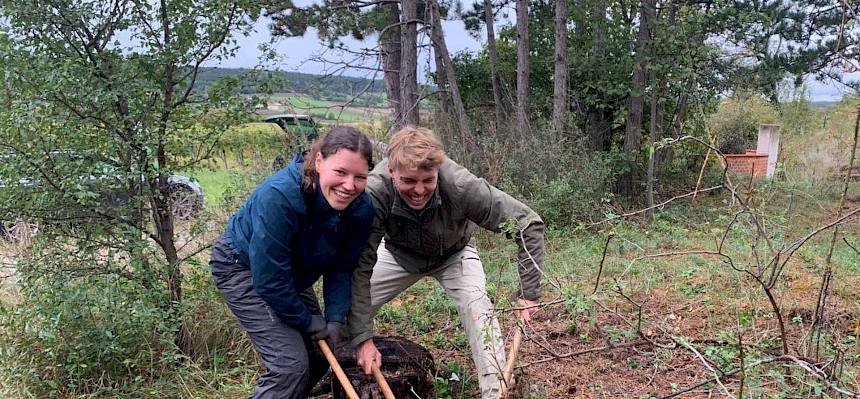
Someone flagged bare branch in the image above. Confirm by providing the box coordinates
[783,355,860,397]
[591,233,614,294]
[779,208,860,271]
[589,185,723,227]
[675,337,733,397]
[845,237,860,255]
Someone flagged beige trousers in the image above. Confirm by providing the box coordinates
[370,241,506,399]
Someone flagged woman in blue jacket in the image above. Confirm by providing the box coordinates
[210,126,375,398]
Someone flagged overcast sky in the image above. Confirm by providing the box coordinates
[215,13,856,102]
[217,16,483,83]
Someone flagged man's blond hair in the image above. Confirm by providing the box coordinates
[387,126,446,171]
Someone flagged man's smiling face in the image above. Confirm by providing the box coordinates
[389,165,438,210]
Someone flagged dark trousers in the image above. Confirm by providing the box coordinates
[210,234,328,399]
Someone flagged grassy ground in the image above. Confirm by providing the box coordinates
[187,167,242,206]
[1,166,858,398]
[368,183,860,398]
[185,170,860,398]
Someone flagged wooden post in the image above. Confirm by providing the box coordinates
[693,137,715,201]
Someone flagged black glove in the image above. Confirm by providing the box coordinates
[311,321,345,346]
[305,314,326,336]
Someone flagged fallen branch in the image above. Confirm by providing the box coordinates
[496,297,565,314]
[519,340,648,368]
[784,355,860,397]
[659,354,860,399]
[675,337,733,397]
[659,356,783,399]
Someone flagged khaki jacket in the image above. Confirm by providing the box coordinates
[349,158,545,347]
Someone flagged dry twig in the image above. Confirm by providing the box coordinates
[591,232,614,294]
[675,337,733,397]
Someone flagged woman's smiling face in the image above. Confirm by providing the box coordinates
[315,149,369,210]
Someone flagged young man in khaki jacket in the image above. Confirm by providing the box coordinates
[349,126,545,398]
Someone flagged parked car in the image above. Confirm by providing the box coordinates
[0,150,204,241]
[264,114,320,169]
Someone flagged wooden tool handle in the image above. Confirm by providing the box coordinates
[371,362,396,399]
[318,340,360,399]
[496,328,524,399]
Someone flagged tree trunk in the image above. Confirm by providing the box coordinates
[586,0,610,151]
[432,39,452,117]
[400,0,420,127]
[552,0,567,135]
[154,186,188,354]
[484,0,505,129]
[646,74,660,219]
[619,0,654,198]
[431,21,454,140]
[515,0,529,134]
[429,0,480,160]
[157,7,189,355]
[380,2,402,125]
[552,0,568,135]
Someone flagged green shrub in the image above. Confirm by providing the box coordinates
[706,94,778,154]
[0,241,177,397]
[437,118,618,228]
[500,138,617,227]
[529,164,615,228]
[214,122,288,168]
[782,95,860,183]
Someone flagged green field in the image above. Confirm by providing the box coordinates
[260,93,390,123]
[188,168,235,205]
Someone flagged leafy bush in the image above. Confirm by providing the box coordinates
[444,121,617,228]
[779,95,858,184]
[214,122,288,167]
[527,165,615,228]
[0,241,177,397]
[707,94,778,154]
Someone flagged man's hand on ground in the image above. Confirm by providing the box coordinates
[355,339,382,375]
[516,298,540,324]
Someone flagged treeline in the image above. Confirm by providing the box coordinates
[195,67,386,101]
[266,0,858,213]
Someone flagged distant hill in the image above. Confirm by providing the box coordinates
[811,101,839,110]
[195,67,387,106]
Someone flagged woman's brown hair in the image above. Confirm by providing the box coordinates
[302,126,374,194]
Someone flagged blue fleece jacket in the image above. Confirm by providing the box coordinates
[225,154,373,330]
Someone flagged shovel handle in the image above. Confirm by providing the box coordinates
[318,340,360,399]
[496,327,524,399]
[371,362,396,399]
